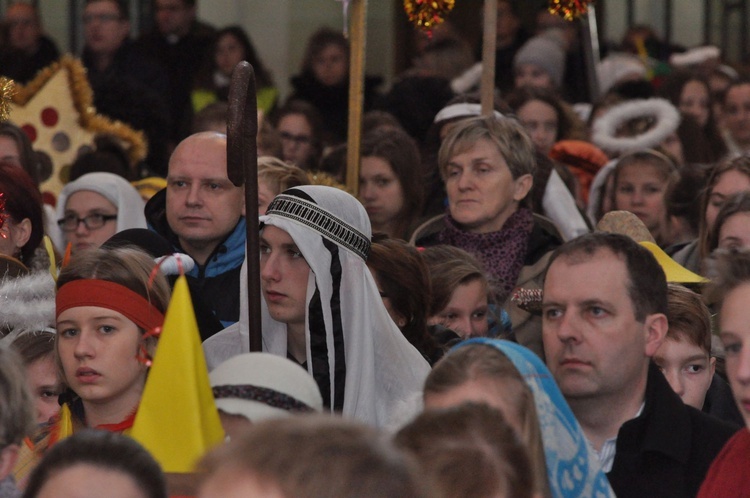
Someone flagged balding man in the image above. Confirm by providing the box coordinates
[0,3,59,83]
[146,132,245,334]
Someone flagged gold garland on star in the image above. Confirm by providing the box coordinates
[548,0,593,21]
[0,78,14,122]
[308,171,352,195]
[12,55,147,166]
[403,0,455,32]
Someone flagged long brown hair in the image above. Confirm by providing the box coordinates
[699,155,750,260]
[424,345,550,497]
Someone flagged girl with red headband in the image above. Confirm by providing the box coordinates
[52,246,170,439]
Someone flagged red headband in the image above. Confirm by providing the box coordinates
[56,280,165,332]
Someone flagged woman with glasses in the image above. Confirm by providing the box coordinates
[52,172,146,254]
[273,100,324,171]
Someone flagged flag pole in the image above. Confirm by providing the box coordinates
[227,61,262,352]
[345,0,368,195]
[481,0,498,116]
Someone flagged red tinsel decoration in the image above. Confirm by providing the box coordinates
[403,0,455,33]
[548,0,593,21]
[0,192,7,238]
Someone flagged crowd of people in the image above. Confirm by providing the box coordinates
[2,0,750,496]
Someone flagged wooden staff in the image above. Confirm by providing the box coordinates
[227,61,262,352]
[345,0,368,195]
[481,0,498,116]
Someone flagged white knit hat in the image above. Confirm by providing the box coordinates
[209,352,323,423]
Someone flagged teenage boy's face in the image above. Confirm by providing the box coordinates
[259,225,310,329]
[653,335,715,410]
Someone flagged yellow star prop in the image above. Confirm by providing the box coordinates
[8,55,146,199]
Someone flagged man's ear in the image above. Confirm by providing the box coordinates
[709,356,717,377]
[0,444,19,481]
[644,313,668,357]
[241,186,246,217]
[512,173,533,202]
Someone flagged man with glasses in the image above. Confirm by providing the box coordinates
[136,0,215,145]
[0,3,59,84]
[81,0,170,176]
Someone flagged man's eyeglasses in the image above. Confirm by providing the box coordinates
[82,13,122,24]
[279,132,312,145]
[57,213,117,232]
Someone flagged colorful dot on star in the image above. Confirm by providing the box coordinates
[41,107,59,127]
[21,124,37,142]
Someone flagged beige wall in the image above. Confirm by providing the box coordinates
[603,0,704,48]
[197,0,394,100]
[34,1,393,101]
[30,1,719,90]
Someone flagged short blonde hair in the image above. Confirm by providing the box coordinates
[438,116,536,182]
[257,156,310,197]
[198,415,424,498]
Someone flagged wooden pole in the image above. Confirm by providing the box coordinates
[481,0,498,116]
[345,0,368,195]
[227,61,262,353]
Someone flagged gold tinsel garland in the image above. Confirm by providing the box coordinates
[11,55,147,166]
[548,0,593,21]
[403,0,455,32]
[308,171,352,195]
[0,78,14,122]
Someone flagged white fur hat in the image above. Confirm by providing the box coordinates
[0,270,55,340]
[209,352,323,423]
[669,46,720,67]
[597,53,648,95]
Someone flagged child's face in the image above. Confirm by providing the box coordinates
[653,335,715,410]
[614,162,669,236]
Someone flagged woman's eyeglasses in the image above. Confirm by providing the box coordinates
[57,213,117,231]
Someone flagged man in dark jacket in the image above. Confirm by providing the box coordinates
[542,232,738,497]
[81,0,170,175]
[0,3,59,84]
[135,0,215,144]
[145,132,245,337]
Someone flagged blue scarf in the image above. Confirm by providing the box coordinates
[454,338,615,498]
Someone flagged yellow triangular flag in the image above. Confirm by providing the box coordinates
[130,275,224,473]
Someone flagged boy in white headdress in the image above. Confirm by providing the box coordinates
[205,185,430,429]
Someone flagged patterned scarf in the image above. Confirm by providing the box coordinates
[439,207,534,304]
